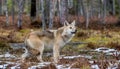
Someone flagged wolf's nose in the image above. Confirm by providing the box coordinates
[75,30,77,33]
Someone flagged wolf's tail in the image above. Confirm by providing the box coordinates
[23,33,30,53]
[24,33,30,47]
[24,29,33,47]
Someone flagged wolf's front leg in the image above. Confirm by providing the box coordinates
[53,45,60,63]
[37,45,44,62]
[37,54,43,62]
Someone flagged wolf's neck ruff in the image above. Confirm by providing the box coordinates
[56,26,73,43]
[61,35,69,43]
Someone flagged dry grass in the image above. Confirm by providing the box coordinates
[0,15,120,69]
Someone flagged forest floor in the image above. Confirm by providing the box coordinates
[0,15,120,69]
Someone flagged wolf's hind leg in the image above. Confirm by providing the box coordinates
[21,47,30,62]
[37,45,44,62]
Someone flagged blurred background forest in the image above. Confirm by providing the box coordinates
[0,0,120,30]
[0,0,120,69]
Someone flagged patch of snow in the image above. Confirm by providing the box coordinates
[91,64,100,69]
[119,60,120,63]
[95,47,116,53]
[9,43,25,49]
[63,56,79,59]
[104,49,116,53]
[95,47,120,56]
[0,61,21,69]
[38,62,69,69]
[83,55,92,59]
[37,62,51,68]
[107,66,118,69]
[0,52,16,58]
[56,65,64,69]
[56,64,72,69]
[38,62,51,65]
[0,64,9,69]
[107,51,120,56]
[28,66,37,69]
[62,55,92,59]
[6,62,15,64]
[11,65,20,69]
[89,61,94,64]
[107,62,119,69]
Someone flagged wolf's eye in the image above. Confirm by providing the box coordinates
[69,27,72,29]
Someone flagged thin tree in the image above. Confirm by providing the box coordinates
[11,0,15,25]
[2,0,5,15]
[45,0,50,26]
[30,0,36,22]
[78,0,85,16]
[40,0,46,30]
[0,0,2,15]
[49,0,57,29]
[111,0,116,15]
[25,0,31,15]
[58,0,67,25]
[98,0,102,18]
[85,0,90,29]
[36,0,40,19]
[16,0,25,29]
[68,0,73,9]
[103,0,107,24]
[5,0,9,26]
[118,0,120,16]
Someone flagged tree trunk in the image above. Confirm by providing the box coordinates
[79,0,85,16]
[103,0,107,24]
[1,0,5,15]
[0,0,2,15]
[40,0,46,30]
[17,0,25,29]
[11,0,15,24]
[85,1,90,29]
[49,0,57,29]
[68,0,73,9]
[89,0,93,18]
[25,0,31,15]
[36,0,40,19]
[49,0,54,29]
[30,0,36,22]
[58,0,67,25]
[5,0,9,26]
[98,0,102,18]
[86,9,89,29]
[44,0,50,26]
[118,0,120,16]
[111,0,115,15]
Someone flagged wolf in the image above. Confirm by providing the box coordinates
[21,20,77,63]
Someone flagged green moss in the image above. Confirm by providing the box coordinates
[78,44,87,49]
[0,41,12,52]
[81,65,91,69]
[19,29,30,33]
[72,29,120,49]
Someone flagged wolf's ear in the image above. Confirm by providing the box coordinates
[71,20,76,26]
[64,20,69,26]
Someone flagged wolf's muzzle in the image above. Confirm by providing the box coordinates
[71,30,77,34]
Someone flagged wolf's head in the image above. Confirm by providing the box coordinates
[62,20,77,36]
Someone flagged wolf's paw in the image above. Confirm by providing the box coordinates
[37,56,44,62]
[53,58,60,64]
[38,59,44,62]
[20,58,26,63]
